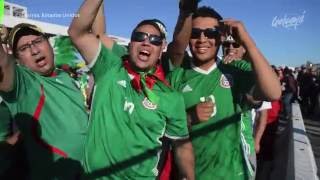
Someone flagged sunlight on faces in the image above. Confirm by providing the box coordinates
[16,35,54,76]
[190,17,221,65]
[129,24,165,71]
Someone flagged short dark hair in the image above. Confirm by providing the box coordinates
[193,6,223,21]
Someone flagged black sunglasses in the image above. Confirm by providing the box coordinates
[131,31,163,46]
[191,28,220,39]
[222,42,241,48]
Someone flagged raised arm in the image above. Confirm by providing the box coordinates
[167,0,198,67]
[0,44,15,92]
[222,19,281,101]
[91,1,115,49]
[68,0,104,64]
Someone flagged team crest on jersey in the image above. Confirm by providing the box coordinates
[142,97,157,110]
[220,74,233,88]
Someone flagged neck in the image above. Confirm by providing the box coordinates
[42,69,56,77]
[193,59,216,71]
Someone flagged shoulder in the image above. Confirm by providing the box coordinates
[166,67,188,86]
[167,67,185,77]
[15,65,39,79]
[219,60,252,72]
[159,88,184,106]
[111,42,128,57]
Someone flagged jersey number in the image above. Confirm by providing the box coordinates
[124,101,135,114]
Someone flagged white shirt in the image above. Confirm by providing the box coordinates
[251,101,272,125]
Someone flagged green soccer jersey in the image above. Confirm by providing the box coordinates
[240,110,256,177]
[167,60,254,180]
[83,43,189,179]
[0,65,88,180]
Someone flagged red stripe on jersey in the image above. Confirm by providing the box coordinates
[32,85,68,158]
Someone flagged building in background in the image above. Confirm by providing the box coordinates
[2,1,130,45]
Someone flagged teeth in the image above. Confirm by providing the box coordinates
[141,50,150,55]
[198,47,207,53]
[36,57,45,62]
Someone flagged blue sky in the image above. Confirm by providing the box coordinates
[6,0,320,67]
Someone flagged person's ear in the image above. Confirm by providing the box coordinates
[128,42,132,50]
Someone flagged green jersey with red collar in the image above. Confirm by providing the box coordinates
[167,59,254,180]
[0,65,88,179]
[83,43,189,179]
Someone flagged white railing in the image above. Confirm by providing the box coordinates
[292,103,319,180]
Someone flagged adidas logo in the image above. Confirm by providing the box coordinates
[225,35,235,42]
[182,85,193,92]
[117,80,127,88]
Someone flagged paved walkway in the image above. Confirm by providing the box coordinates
[292,103,319,180]
[304,116,320,178]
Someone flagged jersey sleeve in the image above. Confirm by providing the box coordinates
[0,65,31,103]
[164,92,189,140]
[166,68,184,90]
[111,42,128,57]
[229,60,255,94]
[88,42,123,83]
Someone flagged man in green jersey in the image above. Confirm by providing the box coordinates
[222,39,259,179]
[166,6,281,180]
[69,0,194,179]
[0,23,89,179]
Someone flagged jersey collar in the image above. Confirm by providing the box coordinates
[191,61,217,75]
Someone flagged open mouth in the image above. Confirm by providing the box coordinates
[35,57,46,67]
[138,50,151,61]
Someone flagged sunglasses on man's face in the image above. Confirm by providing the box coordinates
[131,31,163,46]
[191,28,220,39]
[222,42,241,48]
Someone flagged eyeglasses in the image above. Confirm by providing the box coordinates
[191,28,220,39]
[17,36,45,53]
[131,31,163,46]
[222,42,241,48]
